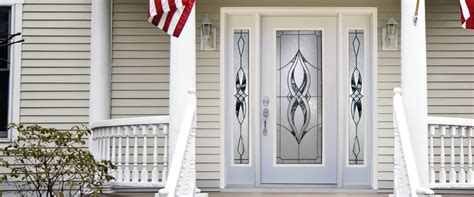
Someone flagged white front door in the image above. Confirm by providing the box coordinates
[260,16,338,184]
[223,8,376,187]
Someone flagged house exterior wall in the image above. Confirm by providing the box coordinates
[20,0,92,130]
[6,0,474,192]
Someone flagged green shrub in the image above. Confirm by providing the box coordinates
[0,124,116,197]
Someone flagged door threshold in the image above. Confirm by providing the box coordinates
[221,186,375,193]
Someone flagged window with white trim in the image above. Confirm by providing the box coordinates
[0,6,11,138]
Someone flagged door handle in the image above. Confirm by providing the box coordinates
[263,97,269,136]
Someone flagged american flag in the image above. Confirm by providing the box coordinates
[460,0,474,29]
[148,0,196,37]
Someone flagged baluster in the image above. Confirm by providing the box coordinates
[429,125,436,184]
[101,128,106,160]
[106,128,111,161]
[440,125,447,183]
[459,126,466,183]
[141,125,149,182]
[132,125,140,182]
[151,125,159,183]
[468,127,473,183]
[116,127,123,182]
[162,124,169,182]
[124,126,131,182]
[103,128,108,161]
[94,129,99,159]
[450,126,457,183]
[97,129,102,160]
[110,127,117,179]
[90,129,96,158]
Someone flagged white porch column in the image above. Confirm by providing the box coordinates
[401,0,428,187]
[90,0,111,158]
[90,0,111,124]
[169,7,196,161]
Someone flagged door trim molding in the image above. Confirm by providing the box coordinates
[220,7,378,189]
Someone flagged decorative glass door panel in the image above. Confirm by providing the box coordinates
[276,30,323,165]
[260,16,338,184]
[233,29,250,165]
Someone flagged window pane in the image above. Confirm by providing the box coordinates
[0,7,11,137]
[0,7,10,69]
[233,29,250,164]
[348,30,365,165]
[276,30,322,165]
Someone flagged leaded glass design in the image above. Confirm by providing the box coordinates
[276,30,322,165]
[348,30,365,165]
[233,30,250,164]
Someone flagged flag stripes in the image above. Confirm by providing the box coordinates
[460,0,474,29]
[148,0,195,37]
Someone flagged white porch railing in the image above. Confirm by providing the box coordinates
[428,116,474,189]
[90,116,170,188]
[159,91,199,196]
[393,88,434,197]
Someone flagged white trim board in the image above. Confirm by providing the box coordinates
[0,0,24,6]
[0,1,23,143]
[220,7,378,189]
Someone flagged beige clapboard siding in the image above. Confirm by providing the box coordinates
[19,0,91,131]
[112,0,220,189]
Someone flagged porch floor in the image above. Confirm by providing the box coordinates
[208,192,384,197]
[102,192,474,197]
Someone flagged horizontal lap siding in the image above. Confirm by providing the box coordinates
[112,0,221,190]
[20,0,91,130]
[111,1,170,118]
[426,2,474,119]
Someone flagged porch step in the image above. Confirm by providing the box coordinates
[389,195,442,197]
[101,192,208,197]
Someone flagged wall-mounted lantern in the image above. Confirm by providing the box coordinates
[382,16,398,51]
[200,14,216,50]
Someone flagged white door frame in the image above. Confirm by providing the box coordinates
[220,7,378,189]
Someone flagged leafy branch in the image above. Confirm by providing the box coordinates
[0,124,116,197]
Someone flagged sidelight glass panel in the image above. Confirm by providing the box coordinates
[233,29,250,164]
[276,30,322,165]
[348,30,365,165]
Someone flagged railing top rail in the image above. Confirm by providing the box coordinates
[393,88,434,196]
[427,116,474,127]
[393,88,421,196]
[90,116,170,129]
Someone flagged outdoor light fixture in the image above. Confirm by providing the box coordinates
[382,16,398,51]
[200,14,216,50]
